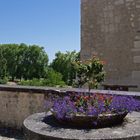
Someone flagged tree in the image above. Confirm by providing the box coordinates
[73,56,105,91]
[0,43,49,81]
[2,44,20,81]
[44,68,65,87]
[50,51,80,85]
[21,45,48,80]
[0,46,7,79]
[16,43,28,80]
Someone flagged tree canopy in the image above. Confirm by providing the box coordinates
[0,43,48,81]
[0,44,105,89]
[50,51,80,85]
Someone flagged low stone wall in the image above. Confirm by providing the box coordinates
[0,85,60,129]
[0,85,140,129]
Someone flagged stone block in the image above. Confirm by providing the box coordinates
[133,56,140,63]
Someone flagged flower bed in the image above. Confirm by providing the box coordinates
[45,92,140,128]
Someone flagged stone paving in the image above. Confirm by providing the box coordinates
[0,136,20,140]
[0,128,24,140]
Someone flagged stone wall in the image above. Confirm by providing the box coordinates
[0,91,44,129]
[81,0,140,91]
[0,85,140,129]
[0,85,60,129]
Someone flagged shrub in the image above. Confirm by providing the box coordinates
[19,69,66,87]
[43,69,66,87]
[0,77,8,84]
[73,56,105,91]
[19,78,44,86]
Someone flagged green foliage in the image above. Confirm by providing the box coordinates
[0,43,105,89]
[50,51,80,85]
[43,68,65,87]
[0,77,8,84]
[19,78,44,86]
[0,47,7,79]
[73,56,105,91]
[0,43,48,81]
[20,44,48,80]
[19,69,66,87]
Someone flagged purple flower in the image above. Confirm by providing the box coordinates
[92,121,97,126]
[45,92,140,121]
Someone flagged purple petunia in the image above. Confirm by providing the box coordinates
[45,92,140,120]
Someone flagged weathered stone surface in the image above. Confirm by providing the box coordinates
[0,127,24,140]
[0,137,19,140]
[81,0,140,91]
[0,136,23,140]
[24,112,140,140]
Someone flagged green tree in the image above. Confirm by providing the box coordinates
[50,51,80,85]
[0,43,49,81]
[44,68,65,87]
[0,46,7,79]
[3,44,20,81]
[21,45,48,80]
[16,43,28,80]
[73,57,105,91]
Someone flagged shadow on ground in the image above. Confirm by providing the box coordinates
[0,128,24,140]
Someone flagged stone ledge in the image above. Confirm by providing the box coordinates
[23,112,140,140]
[0,85,61,94]
[0,85,140,98]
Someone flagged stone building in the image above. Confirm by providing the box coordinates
[81,0,140,91]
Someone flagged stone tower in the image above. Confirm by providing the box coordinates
[81,0,140,90]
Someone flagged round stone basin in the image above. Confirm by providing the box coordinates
[23,112,140,140]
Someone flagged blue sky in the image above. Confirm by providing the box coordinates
[0,0,80,62]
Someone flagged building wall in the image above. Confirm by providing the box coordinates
[81,0,140,90]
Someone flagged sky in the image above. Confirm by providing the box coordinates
[0,0,80,62]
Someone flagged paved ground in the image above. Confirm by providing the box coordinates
[0,128,24,140]
[0,136,20,140]
[0,136,23,140]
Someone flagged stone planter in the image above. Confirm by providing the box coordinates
[23,112,140,140]
[51,111,127,128]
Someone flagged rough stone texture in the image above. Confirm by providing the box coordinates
[0,85,60,129]
[0,137,20,140]
[81,0,140,91]
[0,91,44,129]
[23,112,140,140]
[0,127,24,140]
[0,85,140,129]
